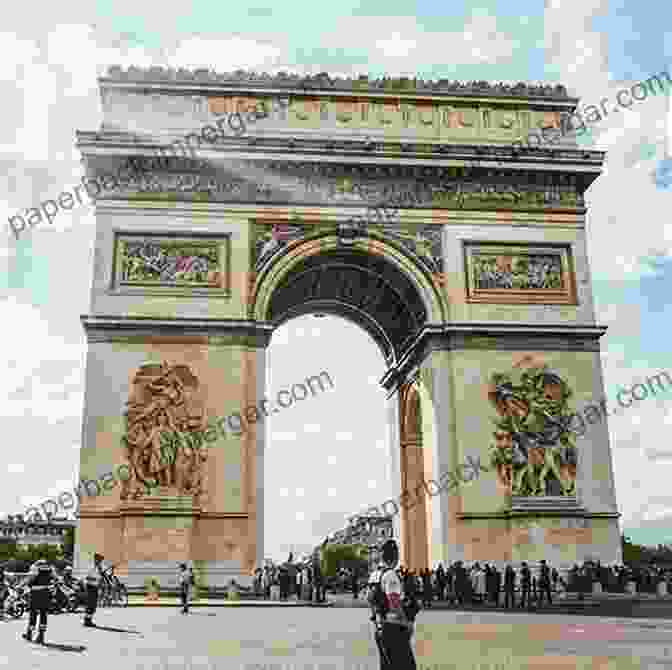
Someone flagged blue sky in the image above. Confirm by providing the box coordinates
[0,1,670,562]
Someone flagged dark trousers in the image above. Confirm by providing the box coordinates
[504,588,515,608]
[84,585,98,623]
[520,586,531,608]
[180,586,189,612]
[377,622,416,670]
[28,605,48,633]
[538,583,552,606]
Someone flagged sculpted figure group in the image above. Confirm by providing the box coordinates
[121,361,208,502]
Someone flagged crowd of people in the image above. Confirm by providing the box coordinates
[353,558,672,607]
[253,561,327,602]
[360,560,557,609]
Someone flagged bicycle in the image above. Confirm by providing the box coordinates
[99,565,128,607]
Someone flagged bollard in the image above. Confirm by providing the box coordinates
[626,580,637,595]
[592,581,602,595]
[657,581,668,597]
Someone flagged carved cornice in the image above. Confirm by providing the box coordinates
[102,66,574,101]
[77,131,606,169]
[81,315,274,347]
[381,323,608,392]
[80,155,593,211]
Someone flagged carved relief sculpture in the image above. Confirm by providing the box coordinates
[120,362,209,502]
[487,358,578,498]
[119,238,220,287]
[464,244,577,304]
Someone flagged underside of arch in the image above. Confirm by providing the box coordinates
[265,247,429,363]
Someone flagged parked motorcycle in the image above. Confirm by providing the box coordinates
[4,584,28,619]
[49,578,80,614]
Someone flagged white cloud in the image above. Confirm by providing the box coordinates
[166,37,283,72]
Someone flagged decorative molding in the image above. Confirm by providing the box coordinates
[381,323,608,393]
[81,316,274,347]
[78,134,605,171]
[102,66,573,101]
[456,511,620,520]
[93,160,588,212]
[463,242,577,305]
[111,233,231,297]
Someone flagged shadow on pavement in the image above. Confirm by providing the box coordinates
[34,642,87,652]
[88,625,144,634]
[182,612,218,616]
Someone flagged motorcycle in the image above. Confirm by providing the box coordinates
[49,579,80,614]
[4,584,28,619]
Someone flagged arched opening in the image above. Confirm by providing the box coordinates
[255,241,439,571]
[263,314,392,565]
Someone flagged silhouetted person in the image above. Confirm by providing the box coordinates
[491,566,501,607]
[538,560,552,607]
[519,562,532,609]
[504,565,516,609]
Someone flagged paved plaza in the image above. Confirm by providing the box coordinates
[3,606,672,670]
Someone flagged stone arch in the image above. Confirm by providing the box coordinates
[252,231,444,567]
[251,233,446,365]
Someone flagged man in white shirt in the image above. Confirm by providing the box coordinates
[83,553,103,627]
[367,540,416,669]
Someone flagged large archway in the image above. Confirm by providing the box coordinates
[252,234,444,570]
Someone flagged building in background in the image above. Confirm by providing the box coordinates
[319,512,394,570]
[0,515,74,547]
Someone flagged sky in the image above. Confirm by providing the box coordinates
[0,0,671,563]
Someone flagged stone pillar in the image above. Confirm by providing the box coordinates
[398,382,429,572]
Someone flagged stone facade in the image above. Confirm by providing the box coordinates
[73,67,621,588]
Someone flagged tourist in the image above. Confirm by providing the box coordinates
[178,563,193,614]
[83,553,103,627]
[538,560,552,607]
[504,565,516,608]
[519,562,532,609]
[491,565,501,607]
[21,559,56,644]
[421,568,433,608]
[367,539,417,669]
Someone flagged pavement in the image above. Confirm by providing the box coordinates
[5,602,672,669]
[127,597,332,607]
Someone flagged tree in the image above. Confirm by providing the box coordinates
[621,534,644,565]
[62,527,74,561]
[321,544,369,578]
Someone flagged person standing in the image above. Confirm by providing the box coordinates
[313,559,324,603]
[436,564,446,602]
[21,559,55,644]
[538,560,553,607]
[178,563,193,614]
[352,569,360,600]
[491,566,501,607]
[519,562,532,610]
[83,553,103,627]
[367,539,417,669]
[503,565,516,609]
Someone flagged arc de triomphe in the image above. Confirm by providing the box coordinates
[74,67,621,587]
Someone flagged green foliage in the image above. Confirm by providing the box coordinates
[621,533,672,565]
[321,544,369,578]
[62,527,74,559]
